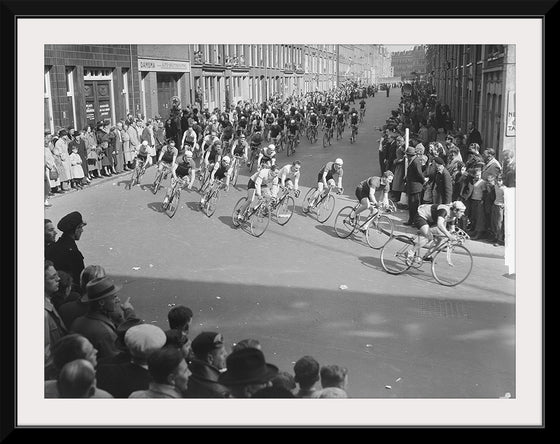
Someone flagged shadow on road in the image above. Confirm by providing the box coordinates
[116,179,131,189]
[147,202,164,213]
[218,216,238,230]
[313,223,339,239]
[185,201,202,213]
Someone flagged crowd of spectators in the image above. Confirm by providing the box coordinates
[44,211,351,398]
[378,81,515,246]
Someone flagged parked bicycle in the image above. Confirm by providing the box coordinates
[302,184,341,223]
[232,195,273,237]
[380,228,473,286]
[333,202,394,249]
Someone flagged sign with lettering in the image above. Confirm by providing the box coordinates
[506,91,515,137]
[99,102,111,121]
[138,58,191,73]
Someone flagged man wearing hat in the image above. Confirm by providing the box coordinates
[404,146,428,226]
[96,323,166,398]
[218,348,278,398]
[70,276,124,360]
[46,211,87,289]
[186,332,230,398]
[432,157,453,205]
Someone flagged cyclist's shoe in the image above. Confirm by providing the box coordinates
[405,250,415,266]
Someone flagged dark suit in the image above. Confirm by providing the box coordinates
[70,312,119,360]
[186,359,231,398]
[466,128,483,147]
[406,155,425,223]
[433,168,453,204]
[45,234,84,288]
[96,362,152,398]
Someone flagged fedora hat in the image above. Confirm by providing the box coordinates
[81,276,122,303]
[218,348,278,386]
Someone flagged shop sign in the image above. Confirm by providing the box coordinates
[138,58,191,73]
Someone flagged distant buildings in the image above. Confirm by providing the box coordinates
[390,45,428,80]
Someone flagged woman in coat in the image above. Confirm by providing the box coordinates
[53,138,70,191]
[45,135,60,202]
[121,123,132,170]
[85,125,99,178]
[113,123,124,173]
[391,137,407,202]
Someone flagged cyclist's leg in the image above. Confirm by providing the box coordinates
[311,182,324,206]
[238,188,256,218]
[413,223,433,257]
[354,196,370,220]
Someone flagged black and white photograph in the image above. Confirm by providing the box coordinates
[14,15,543,428]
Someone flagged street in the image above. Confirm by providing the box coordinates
[45,93,515,398]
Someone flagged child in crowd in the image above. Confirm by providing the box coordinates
[490,174,506,246]
[69,145,85,189]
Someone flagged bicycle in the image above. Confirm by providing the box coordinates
[336,122,345,140]
[359,108,366,123]
[380,228,473,286]
[306,125,318,144]
[286,134,297,157]
[322,126,333,148]
[333,202,394,249]
[350,124,358,144]
[270,186,299,226]
[302,184,341,223]
[161,176,187,218]
[248,143,261,173]
[152,162,173,194]
[128,158,146,189]
[230,154,244,187]
[200,179,226,217]
[232,195,273,237]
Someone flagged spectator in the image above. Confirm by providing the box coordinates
[501,149,516,187]
[252,386,295,398]
[271,371,297,395]
[432,157,453,205]
[44,134,59,203]
[71,129,91,185]
[121,122,132,170]
[127,120,141,168]
[99,140,113,177]
[451,161,467,203]
[481,148,502,181]
[49,270,80,311]
[57,359,98,398]
[218,348,278,398]
[97,324,166,398]
[45,334,112,398]
[320,365,348,392]
[85,125,100,179]
[46,211,87,288]
[70,276,125,360]
[435,127,447,143]
[155,121,167,159]
[232,338,262,353]
[427,119,437,143]
[465,167,488,240]
[489,174,506,246]
[112,123,124,173]
[44,219,57,257]
[312,387,348,398]
[391,137,406,202]
[293,355,320,398]
[417,120,429,146]
[129,346,191,398]
[167,305,193,336]
[464,143,485,173]
[164,328,191,362]
[186,332,230,398]
[141,119,156,163]
[97,317,144,366]
[55,129,72,191]
[403,146,427,226]
[69,145,85,189]
[466,121,483,148]
[44,260,67,379]
[446,146,463,175]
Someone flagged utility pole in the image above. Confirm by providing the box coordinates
[336,44,340,88]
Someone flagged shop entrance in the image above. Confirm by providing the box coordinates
[157,73,179,119]
[84,81,112,128]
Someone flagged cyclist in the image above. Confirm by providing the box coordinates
[237,114,249,137]
[336,110,345,136]
[277,160,301,197]
[136,140,153,170]
[351,171,394,232]
[203,140,223,177]
[359,98,366,118]
[230,133,249,165]
[349,110,359,138]
[200,155,232,207]
[204,115,220,136]
[308,109,318,138]
[171,150,197,190]
[249,131,264,166]
[268,121,282,147]
[257,144,277,169]
[323,113,334,138]
[220,121,234,151]
[264,111,275,141]
[407,201,467,261]
[156,139,178,177]
[287,119,299,146]
[342,102,350,122]
[201,131,219,157]
[251,113,264,136]
[236,164,280,221]
[306,158,344,211]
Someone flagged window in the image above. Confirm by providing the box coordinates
[44,66,54,134]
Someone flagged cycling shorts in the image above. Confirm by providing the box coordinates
[137,153,148,162]
[414,214,431,230]
[176,163,192,178]
[355,187,369,202]
[247,179,268,190]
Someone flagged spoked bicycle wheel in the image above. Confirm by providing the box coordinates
[129,169,138,189]
[334,206,357,238]
[250,204,270,237]
[275,195,295,226]
[380,235,415,274]
[431,245,473,286]
[302,187,317,214]
[232,197,247,227]
[203,189,219,217]
[365,214,394,249]
[166,189,180,218]
[152,171,163,194]
[316,194,335,223]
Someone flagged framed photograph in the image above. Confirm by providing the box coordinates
[6,1,547,430]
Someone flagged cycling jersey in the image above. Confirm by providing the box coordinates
[278,164,300,185]
[356,176,386,200]
[269,124,281,138]
[309,114,318,125]
[318,162,343,182]
[287,124,298,135]
[202,135,218,150]
[350,114,359,125]
[416,204,455,227]
[232,140,249,156]
[160,145,178,163]
[248,168,278,190]
[324,117,333,128]
[207,147,221,164]
[277,116,286,129]
[265,116,275,125]
[260,148,276,164]
[213,164,230,181]
[251,133,263,147]
[176,157,196,177]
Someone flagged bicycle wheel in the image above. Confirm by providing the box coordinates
[365,214,394,249]
[431,245,473,286]
[129,169,138,189]
[380,235,415,275]
[250,204,270,237]
[322,132,328,148]
[161,189,171,210]
[152,171,163,194]
[275,195,295,226]
[316,194,335,223]
[166,189,180,218]
[231,165,239,186]
[198,171,210,193]
[232,197,247,227]
[302,187,317,214]
[204,189,219,217]
[334,206,357,238]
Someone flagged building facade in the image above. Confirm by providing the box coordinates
[337,45,390,85]
[426,44,515,157]
[44,45,141,134]
[391,45,428,80]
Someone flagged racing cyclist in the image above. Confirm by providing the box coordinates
[235,164,280,222]
[156,139,179,178]
[257,144,277,169]
[277,160,301,197]
[351,171,394,232]
[305,158,344,212]
[200,155,232,207]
